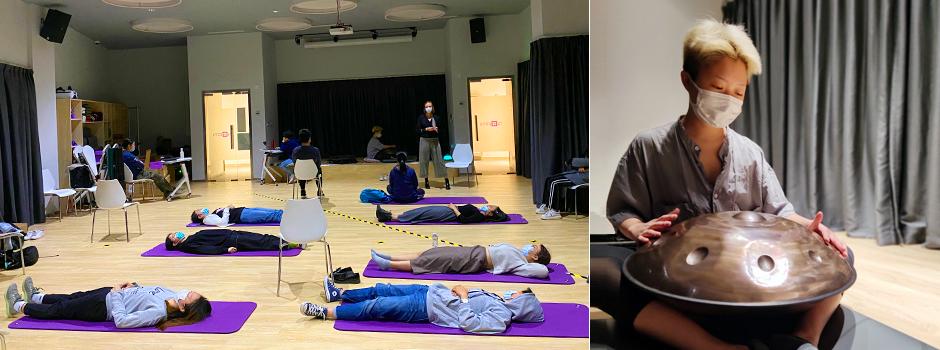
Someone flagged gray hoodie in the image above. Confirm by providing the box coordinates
[425,283,544,334]
[486,244,549,278]
[105,286,176,328]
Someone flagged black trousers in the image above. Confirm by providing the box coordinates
[299,174,323,196]
[23,287,111,321]
[232,232,285,251]
[540,173,573,210]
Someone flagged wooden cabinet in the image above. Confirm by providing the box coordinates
[56,98,128,187]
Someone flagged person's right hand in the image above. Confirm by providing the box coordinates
[451,285,469,299]
[620,208,680,245]
[425,127,434,132]
[227,247,238,254]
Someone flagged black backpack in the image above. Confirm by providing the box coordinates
[2,238,38,270]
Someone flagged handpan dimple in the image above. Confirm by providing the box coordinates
[623,211,856,315]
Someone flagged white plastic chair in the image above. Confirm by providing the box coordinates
[445,144,477,186]
[90,179,140,243]
[123,164,156,200]
[277,199,332,296]
[292,159,321,199]
[42,169,76,220]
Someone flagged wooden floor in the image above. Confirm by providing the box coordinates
[590,232,940,348]
[1,163,588,349]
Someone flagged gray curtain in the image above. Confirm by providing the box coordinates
[724,0,940,247]
[0,63,45,224]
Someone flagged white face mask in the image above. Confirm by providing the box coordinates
[176,290,190,305]
[424,107,433,114]
[689,79,743,128]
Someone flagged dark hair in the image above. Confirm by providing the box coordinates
[535,244,551,265]
[120,139,135,149]
[190,211,201,223]
[282,130,294,139]
[396,152,408,173]
[298,129,312,143]
[158,296,212,331]
[165,235,176,250]
[521,288,534,295]
[487,207,509,222]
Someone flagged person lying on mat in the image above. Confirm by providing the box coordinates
[191,205,283,226]
[370,243,552,278]
[387,152,425,203]
[301,280,544,334]
[165,229,304,255]
[375,203,508,224]
[5,277,211,330]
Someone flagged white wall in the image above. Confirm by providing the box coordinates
[108,45,190,149]
[532,0,589,40]
[274,29,446,83]
[187,32,270,181]
[54,28,111,101]
[0,0,34,68]
[261,34,278,151]
[589,0,724,234]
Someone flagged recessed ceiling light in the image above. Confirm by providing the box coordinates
[385,4,447,22]
[102,0,181,9]
[290,0,357,15]
[256,17,314,32]
[130,18,193,33]
[272,10,279,13]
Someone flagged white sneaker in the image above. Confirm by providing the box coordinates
[535,204,547,214]
[541,210,562,220]
[25,230,44,240]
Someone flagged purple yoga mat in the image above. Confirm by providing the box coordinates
[9,301,256,334]
[334,303,588,338]
[362,261,575,285]
[186,222,280,227]
[384,214,528,225]
[378,197,488,205]
[141,243,301,257]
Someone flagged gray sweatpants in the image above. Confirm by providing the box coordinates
[418,137,446,178]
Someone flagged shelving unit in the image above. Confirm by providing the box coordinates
[55,98,128,188]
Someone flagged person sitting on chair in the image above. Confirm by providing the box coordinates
[536,155,589,220]
[119,139,173,199]
[301,280,544,335]
[386,152,424,203]
[6,277,211,330]
[277,131,300,182]
[292,128,323,199]
[165,229,304,255]
[370,243,551,278]
[375,203,508,224]
[191,205,283,226]
[364,126,397,162]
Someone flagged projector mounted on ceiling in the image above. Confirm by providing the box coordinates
[295,27,417,49]
[329,24,354,36]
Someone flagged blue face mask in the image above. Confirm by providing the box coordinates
[521,244,534,256]
[503,290,517,300]
[201,208,210,215]
[480,205,490,213]
[175,232,185,240]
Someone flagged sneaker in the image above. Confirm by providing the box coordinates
[5,283,23,317]
[323,276,341,303]
[301,302,327,319]
[300,195,309,199]
[22,277,41,303]
[424,178,430,189]
[444,179,451,190]
[375,205,392,222]
[535,204,547,214]
[541,209,562,220]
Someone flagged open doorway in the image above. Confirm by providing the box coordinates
[203,90,252,181]
[468,77,516,174]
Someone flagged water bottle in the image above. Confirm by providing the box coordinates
[432,233,439,247]
[179,148,184,158]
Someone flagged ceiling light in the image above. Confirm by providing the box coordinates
[290,0,357,15]
[256,17,314,32]
[385,4,446,22]
[273,10,279,13]
[130,18,193,33]
[102,0,181,9]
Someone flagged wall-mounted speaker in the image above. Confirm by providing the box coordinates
[469,17,486,44]
[40,9,71,44]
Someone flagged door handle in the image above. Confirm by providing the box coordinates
[474,115,479,141]
[230,125,234,149]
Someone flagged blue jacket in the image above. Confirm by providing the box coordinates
[387,165,423,203]
[279,138,300,160]
[425,283,544,334]
[122,150,144,178]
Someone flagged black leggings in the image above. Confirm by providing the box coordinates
[23,287,111,321]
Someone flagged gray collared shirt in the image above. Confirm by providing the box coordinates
[607,117,795,232]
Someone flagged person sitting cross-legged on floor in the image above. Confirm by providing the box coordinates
[5,277,211,330]
[302,279,544,334]
[386,152,424,203]
[165,229,304,255]
[191,205,283,227]
[370,243,551,279]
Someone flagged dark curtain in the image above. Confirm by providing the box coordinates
[528,35,589,204]
[515,60,532,178]
[724,0,940,247]
[0,63,45,224]
[277,74,450,158]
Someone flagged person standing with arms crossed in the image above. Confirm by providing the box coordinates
[417,101,450,190]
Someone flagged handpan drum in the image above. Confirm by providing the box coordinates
[623,211,856,315]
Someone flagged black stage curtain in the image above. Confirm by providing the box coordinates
[527,35,589,204]
[515,60,532,178]
[277,75,450,158]
[724,0,940,247]
[0,63,45,224]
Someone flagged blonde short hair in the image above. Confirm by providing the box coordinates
[683,19,762,79]
[372,126,383,134]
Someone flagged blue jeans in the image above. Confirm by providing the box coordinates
[279,159,294,176]
[335,284,429,322]
[238,208,283,223]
